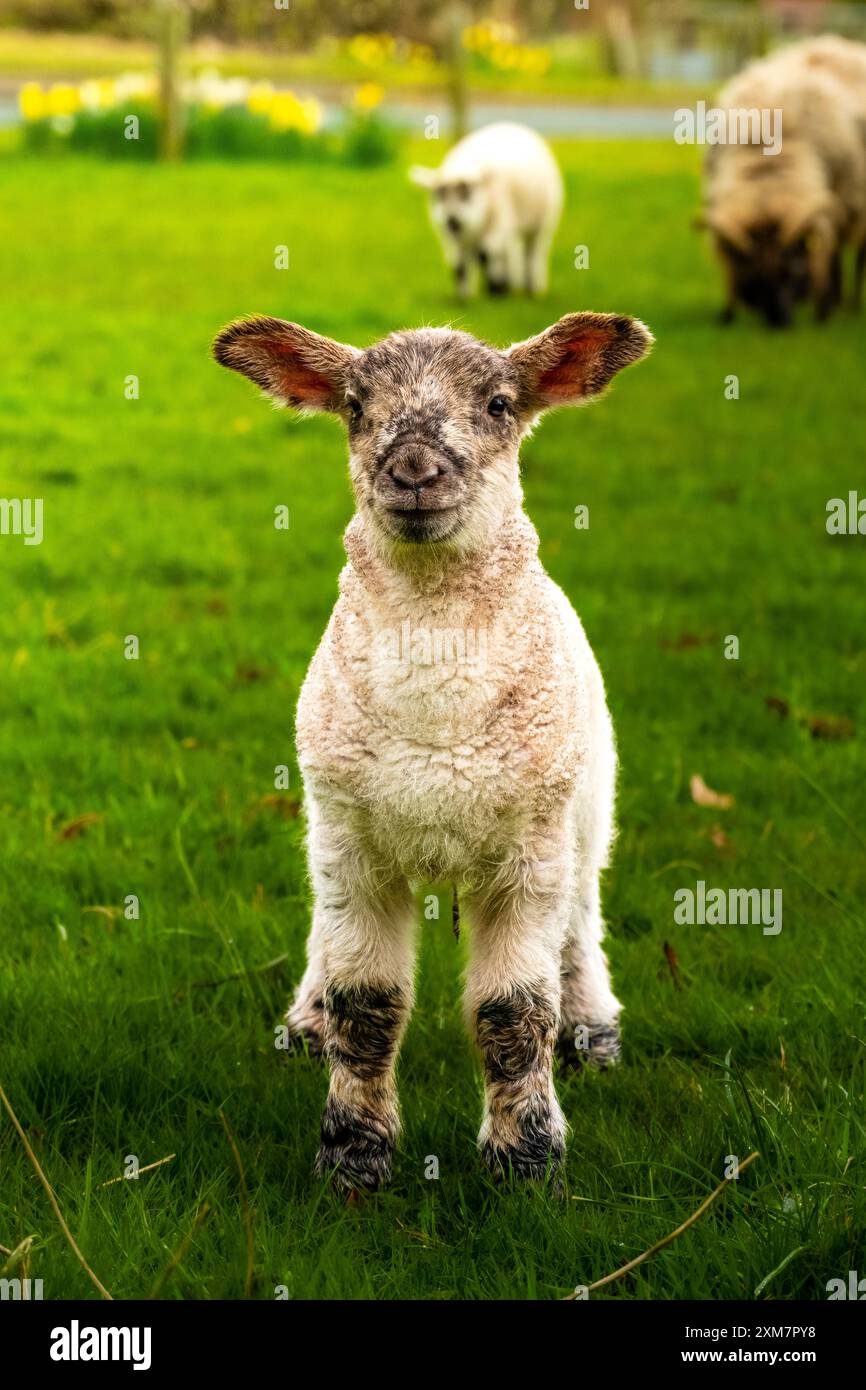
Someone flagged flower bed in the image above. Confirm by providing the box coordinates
[18,69,398,165]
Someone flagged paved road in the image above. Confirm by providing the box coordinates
[379,100,676,139]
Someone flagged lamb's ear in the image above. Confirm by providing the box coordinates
[507,312,654,411]
[409,165,439,189]
[212,315,358,411]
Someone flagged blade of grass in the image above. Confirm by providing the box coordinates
[0,1080,112,1300]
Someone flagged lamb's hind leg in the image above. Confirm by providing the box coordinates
[558,715,621,1070]
[525,222,555,295]
[285,909,327,1056]
[557,875,622,1070]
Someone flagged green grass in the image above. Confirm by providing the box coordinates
[0,139,864,1302]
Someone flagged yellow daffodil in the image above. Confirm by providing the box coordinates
[269,92,300,131]
[348,33,395,68]
[19,82,46,122]
[46,83,81,117]
[490,42,518,71]
[247,82,274,117]
[269,90,321,135]
[353,82,384,113]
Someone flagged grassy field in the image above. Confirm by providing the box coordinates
[1,138,864,1302]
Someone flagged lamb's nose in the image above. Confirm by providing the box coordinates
[389,454,442,490]
[446,215,462,234]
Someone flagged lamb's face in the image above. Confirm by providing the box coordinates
[428,176,488,244]
[343,329,522,547]
[213,312,654,561]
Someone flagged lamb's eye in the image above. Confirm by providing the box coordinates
[346,395,363,420]
[487,395,509,417]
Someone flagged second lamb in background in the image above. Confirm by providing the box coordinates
[410,122,563,299]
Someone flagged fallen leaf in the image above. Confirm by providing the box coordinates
[663,941,682,991]
[710,824,731,849]
[235,664,268,684]
[765,696,789,719]
[803,714,854,742]
[690,774,734,810]
[58,813,102,841]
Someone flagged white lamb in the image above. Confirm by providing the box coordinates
[410,122,564,298]
[213,307,653,1191]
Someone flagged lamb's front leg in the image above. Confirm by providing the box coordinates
[308,812,416,1193]
[465,837,571,1181]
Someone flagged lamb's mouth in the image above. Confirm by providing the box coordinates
[382,504,462,543]
[385,502,458,516]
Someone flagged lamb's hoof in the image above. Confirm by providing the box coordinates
[316,1102,394,1193]
[557,1022,621,1071]
[480,1135,564,1187]
[487,279,509,297]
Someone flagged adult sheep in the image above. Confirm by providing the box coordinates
[785,35,866,306]
[700,47,866,326]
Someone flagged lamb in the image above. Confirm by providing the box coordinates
[700,45,866,325]
[213,308,653,1192]
[410,122,564,298]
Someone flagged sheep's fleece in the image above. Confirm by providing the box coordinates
[213,311,653,1190]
